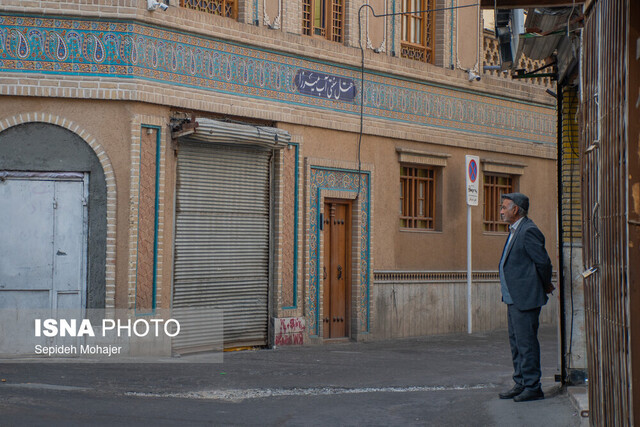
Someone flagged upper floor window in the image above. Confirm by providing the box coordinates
[401,0,436,64]
[302,0,345,43]
[400,165,437,229]
[483,174,514,232]
[180,0,237,18]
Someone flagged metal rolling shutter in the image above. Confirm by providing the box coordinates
[173,140,271,352]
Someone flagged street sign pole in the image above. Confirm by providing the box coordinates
[465,155,479,335]
[467,204,472,334]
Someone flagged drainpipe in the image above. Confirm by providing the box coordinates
[556,85,567,386]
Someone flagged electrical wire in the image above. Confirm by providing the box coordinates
[358,2,479,20]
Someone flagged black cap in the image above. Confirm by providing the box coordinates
[502,192,529,212]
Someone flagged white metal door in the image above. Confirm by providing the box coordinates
[0,174,88,352]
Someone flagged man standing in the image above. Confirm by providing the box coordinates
[497,193,553,402]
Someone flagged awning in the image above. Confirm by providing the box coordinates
[177,117,291,150]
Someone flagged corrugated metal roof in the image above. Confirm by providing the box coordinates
[512,7,580,82]
[518,7,572,60]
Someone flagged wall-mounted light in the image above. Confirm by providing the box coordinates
[148,0,169,11]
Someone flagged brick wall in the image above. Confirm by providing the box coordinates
[134,127,158,312]
[0,4,556,162]
[127,114,168,312]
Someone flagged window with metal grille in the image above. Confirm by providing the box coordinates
[302,0,344,43]
[483,174,514,232]
[180,0,237,18]
[400,165,436,229]
[401,0,435,64]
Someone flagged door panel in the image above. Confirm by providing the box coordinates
[322,201,351,339]
[0,179,55,291]
[53,181,86,299]
[0,177,86,301]
[322,203,331,339]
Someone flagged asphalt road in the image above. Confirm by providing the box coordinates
[0,327,584,426]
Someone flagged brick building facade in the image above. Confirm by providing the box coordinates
[0,0,557,350]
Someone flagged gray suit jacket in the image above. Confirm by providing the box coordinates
[501,217,553,311]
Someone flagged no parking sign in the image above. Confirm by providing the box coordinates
[465,155,479,206]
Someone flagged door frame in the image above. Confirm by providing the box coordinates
[322,198,352,339]
[306,163,373,342]
[0,171,89,313]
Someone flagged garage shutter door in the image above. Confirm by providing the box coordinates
[172,141,271,352]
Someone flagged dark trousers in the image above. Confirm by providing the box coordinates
[507,304,542,391]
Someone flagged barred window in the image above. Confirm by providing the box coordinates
[400,165,436,229]
[401,0,436,64]
[302,0,344,43]
[180,0,237,18]
[483,174,514,232]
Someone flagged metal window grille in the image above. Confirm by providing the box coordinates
[302,0,344,43]
[331,0,343,42]
[483,174,513,232]
[400,165,435,229]
[180,0,237,18]
[400,0,435,64]
[302,0,312,35]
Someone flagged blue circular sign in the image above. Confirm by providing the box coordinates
[468,159,478,183]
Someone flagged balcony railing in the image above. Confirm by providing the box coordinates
[483,31,554,88]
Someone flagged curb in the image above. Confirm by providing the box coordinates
[542,382,563,399]
[567,385,590,425]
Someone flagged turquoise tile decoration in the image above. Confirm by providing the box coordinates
[309,167,370,337]
[0,15,556,144]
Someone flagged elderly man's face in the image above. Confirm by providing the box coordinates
[500,199,519,225]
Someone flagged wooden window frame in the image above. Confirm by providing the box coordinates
[401,0,436,64]
[180,0,238,19]
[400,164,437,230]
[302,0,344,43]
[483,173,514,232]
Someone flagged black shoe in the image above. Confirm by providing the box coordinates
[513,388,544,402]
[498,384,524,399]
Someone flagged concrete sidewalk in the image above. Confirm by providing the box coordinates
[0,326,589,426]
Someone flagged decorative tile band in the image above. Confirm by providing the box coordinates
[309,167,370,337]
[282,142,300,310]
[0,14,555,144]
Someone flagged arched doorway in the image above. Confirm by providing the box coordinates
[0,123,107,311]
